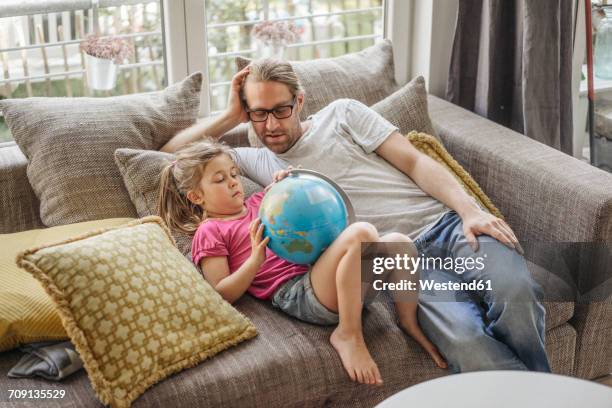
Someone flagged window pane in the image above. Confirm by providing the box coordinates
[0,1,167,142]
[206,0,385,113]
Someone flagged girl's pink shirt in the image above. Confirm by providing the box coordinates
[192,191,308,300]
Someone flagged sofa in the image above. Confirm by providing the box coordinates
[1,44,611,406]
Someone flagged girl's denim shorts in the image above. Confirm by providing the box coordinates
[271,270,339,326]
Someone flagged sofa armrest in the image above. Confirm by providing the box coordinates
[0,143,45,234]
[428,96,612,379]
[428,95,612,243]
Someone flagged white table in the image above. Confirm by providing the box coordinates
[376,371,612,408]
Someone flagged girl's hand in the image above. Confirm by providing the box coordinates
[248,218,270,267]
[265,165,300,192]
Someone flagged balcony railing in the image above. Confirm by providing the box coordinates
[205,1,385,113]
[0,0,165,100]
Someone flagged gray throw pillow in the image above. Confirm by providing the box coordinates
[114,148,263,256]
[236,39,398,119]
[0,72,202,227]
[371,76,438,137]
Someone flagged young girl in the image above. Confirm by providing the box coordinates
[157,139,446,385]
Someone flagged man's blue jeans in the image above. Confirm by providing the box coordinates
[413,211,551,373]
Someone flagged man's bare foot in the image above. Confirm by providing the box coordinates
[397,317,448,369]
[330,327,383,385]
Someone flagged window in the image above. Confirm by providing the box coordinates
[0,0,166,142]
[204,0,386,114]
[0,0,388,142]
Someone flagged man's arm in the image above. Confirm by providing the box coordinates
[375,132,521,252]
[160,65,251,153]
[160,113,239,153]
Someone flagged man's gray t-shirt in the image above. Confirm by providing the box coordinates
[235,98,450,239]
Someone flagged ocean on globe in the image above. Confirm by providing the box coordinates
[259,172,349,265]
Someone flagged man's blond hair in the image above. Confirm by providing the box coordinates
[242,58,304,98]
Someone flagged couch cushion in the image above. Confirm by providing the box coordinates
[544,323,576,376]
[0,293,576,408]
[16,216,256,408]
[372,76,437,137]
[114,148,263,256]
[0,295,445,407]
[526,260,574,329]
[0,72,202,227]
[0,218,135,352]
[237,39,398,120]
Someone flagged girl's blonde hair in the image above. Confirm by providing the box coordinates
[157,139,235,234]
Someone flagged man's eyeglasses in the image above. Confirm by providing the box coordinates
[244,97,296,122]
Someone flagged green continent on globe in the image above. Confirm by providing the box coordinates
[286,239,314,254]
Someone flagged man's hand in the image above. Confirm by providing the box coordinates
[265,165,299,192]
[461,209,523,254]
[227,65,251,125]
[160,66,252,153]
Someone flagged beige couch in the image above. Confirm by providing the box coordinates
[1,44,611,406]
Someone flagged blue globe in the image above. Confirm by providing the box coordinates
[259,171,351,265]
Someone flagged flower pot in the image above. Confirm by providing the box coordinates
[85,54,118,91]
[255,40,286,60]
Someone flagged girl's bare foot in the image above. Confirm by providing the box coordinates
[330,327,383,385]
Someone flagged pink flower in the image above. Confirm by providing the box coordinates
[80,34,133,64]
[252,20,300,47]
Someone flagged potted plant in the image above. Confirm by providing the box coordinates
[80,34,132,91]
[252,20,300,59]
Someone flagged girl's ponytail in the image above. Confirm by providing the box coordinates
[157,162,204,235]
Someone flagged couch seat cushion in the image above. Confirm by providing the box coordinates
[0,292,575,407]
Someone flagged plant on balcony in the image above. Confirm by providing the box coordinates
[252,20,300,59]
[80,34,133,91]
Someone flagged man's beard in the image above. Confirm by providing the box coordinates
[256,118,302,154]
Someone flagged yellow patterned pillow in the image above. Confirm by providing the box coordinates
[0,218,135,352]
[407,131,504,219]
[16,216,257,408]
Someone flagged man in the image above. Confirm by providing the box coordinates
[162,60,551,373]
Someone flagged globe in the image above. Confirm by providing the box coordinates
[258,170,354,265]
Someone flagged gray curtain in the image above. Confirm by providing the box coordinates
[446,0,573,155]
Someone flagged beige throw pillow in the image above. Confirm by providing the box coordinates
[0,73,202,227]
[372,76,438,137]
[16,216,257,408]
